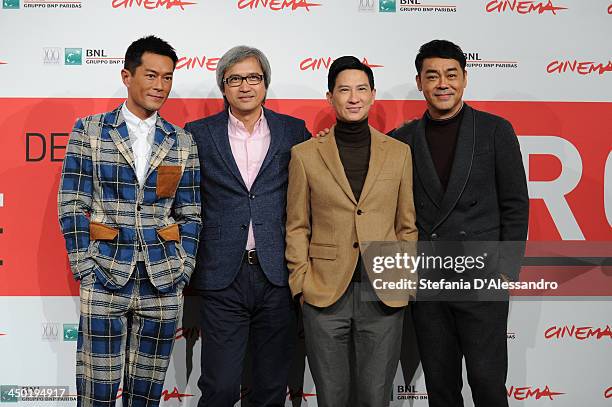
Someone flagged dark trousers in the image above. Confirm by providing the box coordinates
[197,260,296,407]
[412,301,509,407]
[302,282,404,407]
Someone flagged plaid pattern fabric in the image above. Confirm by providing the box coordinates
[77,262,182,406]
[58,105,202,292]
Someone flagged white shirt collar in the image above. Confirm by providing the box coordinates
[122,102,157,132]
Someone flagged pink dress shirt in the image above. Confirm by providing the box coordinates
[228,108,271,250]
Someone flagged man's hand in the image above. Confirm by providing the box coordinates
[314,128,331,138]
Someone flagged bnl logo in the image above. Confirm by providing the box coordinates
[380,0,396,12]
[65,48,82,65]
[3,0,19,9]
[0,386,18,403]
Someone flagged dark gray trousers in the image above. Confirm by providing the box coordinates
[302,282,404,407]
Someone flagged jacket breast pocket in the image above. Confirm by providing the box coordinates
[156,165,182,198]
[309,243,337,260]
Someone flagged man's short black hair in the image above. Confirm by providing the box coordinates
[327,56,375,92]
[415,40,466,75]
[124,35,178,74]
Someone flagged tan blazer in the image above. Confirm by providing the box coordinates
[286,125,418,308]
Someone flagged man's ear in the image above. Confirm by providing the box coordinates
[326,91,333,106]
[121,69,131,88]
[415,74,422,92]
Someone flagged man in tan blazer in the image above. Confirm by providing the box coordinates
[285,56,418,406]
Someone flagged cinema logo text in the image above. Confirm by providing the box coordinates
[547,59,612,76]
[176,55,220,71]
[395,384,428,400]
[507,385,564,400]
[300,56,383,71]
[116,387,194,402]
[545,325,612,340]
[605,386,612,399]
[22,0,82,8]
[0,60,7,65]
[507,331,517,340]
[112,0,196,9]
[464,52,518,69]
[486,0,567,15]
[237,0,321,11]
[608,4,611,14]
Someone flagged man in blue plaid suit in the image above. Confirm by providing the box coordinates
[57,36,202,406]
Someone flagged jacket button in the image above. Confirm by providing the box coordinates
[357,209,363,215]
[431,233,438,240]
[249,194,256,200]
[137,205,142,211]
[459,231,467,237]
[240,224,247,230]
[353,242,359,248]
[420,202,425,208]
[470,200,478,207]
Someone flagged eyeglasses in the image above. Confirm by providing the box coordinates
[224,74,264,87]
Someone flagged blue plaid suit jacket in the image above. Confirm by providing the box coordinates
[58,105,202,292]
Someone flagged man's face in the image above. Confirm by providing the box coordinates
[416,57,467,120]
[222,56,266,117]
[121,52,174,120]
[327,69,376,123]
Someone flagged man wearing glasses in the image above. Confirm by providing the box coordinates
[185,45,310,406]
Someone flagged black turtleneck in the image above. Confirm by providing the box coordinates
[425,105,465,190]
[334,117,371,283]
[335,118,371,202]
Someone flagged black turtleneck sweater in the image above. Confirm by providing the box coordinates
[335,118,371,283]
[335,118,371,202]
[425,105,465,190]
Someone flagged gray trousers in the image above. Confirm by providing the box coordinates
[302,282,405,407]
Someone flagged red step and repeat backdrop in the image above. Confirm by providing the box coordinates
[0,0,611,405]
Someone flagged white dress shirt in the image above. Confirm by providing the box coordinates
[122,103,156,187]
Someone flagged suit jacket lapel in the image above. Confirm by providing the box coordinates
[317,127,357,205]
[108,107,137,174]
[433,105,475,230]
[358,127,388,203]
[254,108,283,182]
[413,114,444,207]
[209,110,248,191]
[145,116,176,180]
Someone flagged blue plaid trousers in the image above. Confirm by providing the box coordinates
[76,262,182,406]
